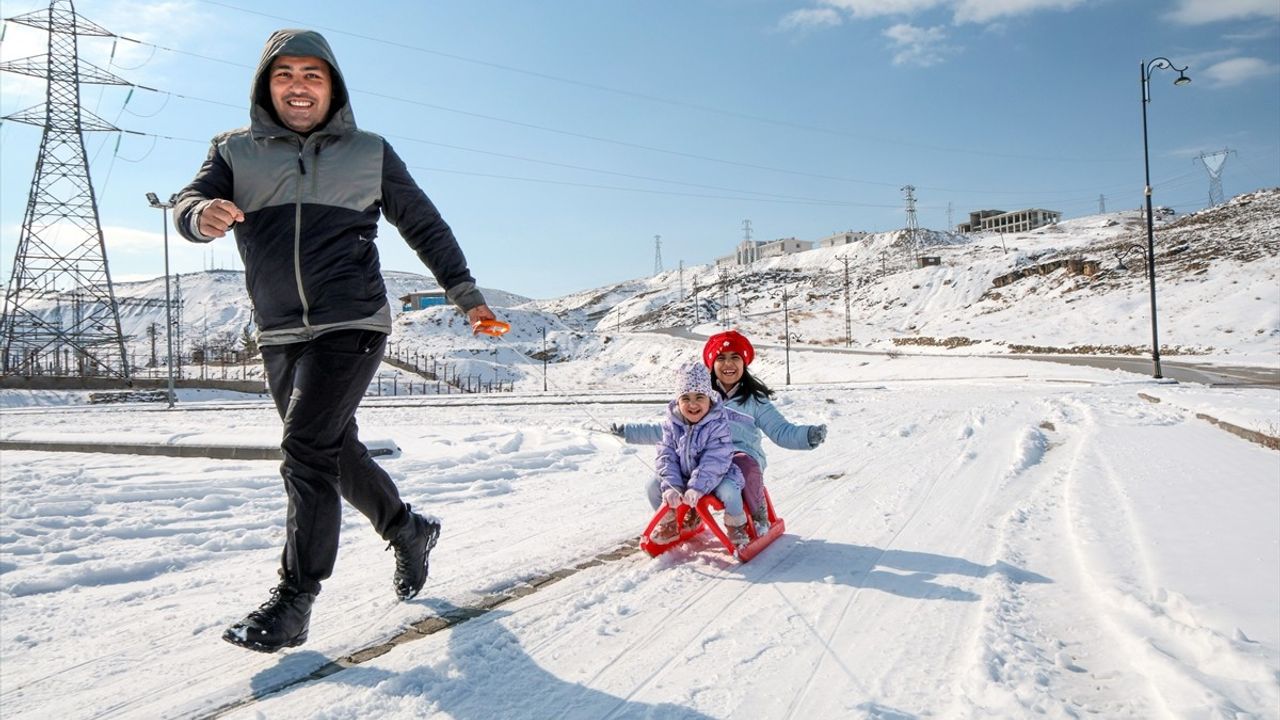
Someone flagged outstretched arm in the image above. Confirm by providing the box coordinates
[610,422,663,445]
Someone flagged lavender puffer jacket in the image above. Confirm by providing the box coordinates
[655,400,746,496]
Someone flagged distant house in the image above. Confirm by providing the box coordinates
[716,236,816,266]
[399,291,448,311]
[958,208,1061,234]
[757,237,813,259]
[819,231,868,248]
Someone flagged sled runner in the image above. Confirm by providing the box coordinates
[640,488,785,562]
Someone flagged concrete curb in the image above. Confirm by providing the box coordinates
[0,440,281,460]
[1137,393,1280,451]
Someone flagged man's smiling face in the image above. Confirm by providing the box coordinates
[268,55,332,133]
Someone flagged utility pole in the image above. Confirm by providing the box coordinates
[541,326,547,393]
[783,288,791,386]
[946,202,953,233]
[842,256,852,347]
[677,260,684,300]
[718,266,729,328]
[173,274,184,379]
[1099,194,1107,214]
[147,323,158,368]
[653,234,663,275]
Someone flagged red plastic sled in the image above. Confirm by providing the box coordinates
[640,488,785,562]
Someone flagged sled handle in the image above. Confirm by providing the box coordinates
[472,319,511,337]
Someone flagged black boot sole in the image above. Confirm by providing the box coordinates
[222,627,308,653]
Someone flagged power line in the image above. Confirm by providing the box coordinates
[188,0,1132,166]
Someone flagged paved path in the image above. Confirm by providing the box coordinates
[652,327,1279,388]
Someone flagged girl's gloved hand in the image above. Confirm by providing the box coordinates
[662,488,683,508]
[807,424,828,448]
[683,489,703,507]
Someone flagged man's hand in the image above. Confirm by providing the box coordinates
[466,305,497,325]
[197,199,245,239]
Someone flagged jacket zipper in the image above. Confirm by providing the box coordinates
[681,418,694,487]
[293,142,310,331]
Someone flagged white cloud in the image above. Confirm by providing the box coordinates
[779,8,845,31]
[797,0,1085,24]
[952,0,1086,24]
[1167,0,1280,24]
[819,0,948,19]
[1199,56,1280,87]
[883,23,954,66]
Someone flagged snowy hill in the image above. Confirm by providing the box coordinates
[19,269,530,366]
[13,189,1276,389]
[535,189,1279,362]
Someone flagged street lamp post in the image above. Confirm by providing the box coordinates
[1139,57,1191,379]
[146,192,178,407]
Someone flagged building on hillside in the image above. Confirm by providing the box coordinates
[715,236,815,266]
[819,231,868,248]
[757,237,813,259]
[399,291,447,311]
[958,208,1061,234]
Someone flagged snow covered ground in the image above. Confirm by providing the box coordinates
[2,348,1277,719]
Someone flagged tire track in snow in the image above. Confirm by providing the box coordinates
[1059,394,1277,717]
[777,404,992,720]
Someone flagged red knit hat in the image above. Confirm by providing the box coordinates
[702,331,754,368]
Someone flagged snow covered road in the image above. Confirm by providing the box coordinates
[1,364,1277,719]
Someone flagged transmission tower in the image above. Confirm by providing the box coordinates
[1098,194,1106,214]
[1196,148,1234,207]
[653,234,663,275]
[901,185,919,262]
[0,0,131,378]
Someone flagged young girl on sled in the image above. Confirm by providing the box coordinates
[619,331,826,534]
[647,361,752,547]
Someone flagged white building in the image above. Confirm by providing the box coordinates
[819,231,868,248]
[958,208,1061,234]
[716,236,815,266]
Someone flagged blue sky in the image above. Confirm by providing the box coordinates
[1,0,1277,299]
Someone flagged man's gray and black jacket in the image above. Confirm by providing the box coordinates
[174,29,485,346]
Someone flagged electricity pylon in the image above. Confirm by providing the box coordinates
[0,0,131,378]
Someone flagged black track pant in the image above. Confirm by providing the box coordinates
[262,329,408,595]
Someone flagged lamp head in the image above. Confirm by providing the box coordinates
[1174,72,1191,86]
[145,192,160,207]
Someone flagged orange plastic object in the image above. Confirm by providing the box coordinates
[472,319,511,337]
[639,488,785,562]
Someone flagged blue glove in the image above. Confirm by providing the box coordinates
[807,424,827,448]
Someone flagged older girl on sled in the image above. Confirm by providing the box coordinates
[622,332,826,561]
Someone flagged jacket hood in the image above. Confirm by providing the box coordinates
[250,29,355,137]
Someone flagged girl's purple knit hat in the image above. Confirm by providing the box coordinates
[675,360,716,401]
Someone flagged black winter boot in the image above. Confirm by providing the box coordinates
[387,511,440,601]
[222,582,315,653]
